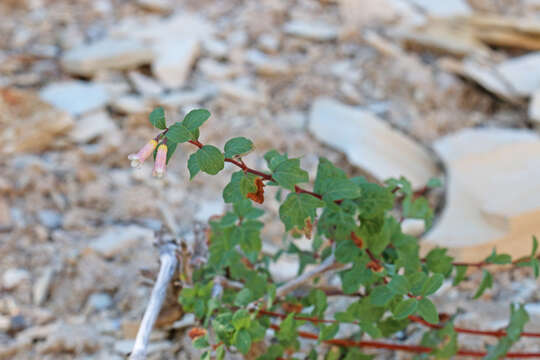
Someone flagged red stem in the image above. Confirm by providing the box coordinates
[268,323,540,358]
[408,315,540,338]
[259,309,540,339]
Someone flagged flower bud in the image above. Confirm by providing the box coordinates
[152,143,168,178]
[128,139,158,168]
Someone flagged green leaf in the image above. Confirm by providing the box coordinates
[277,313,299,347]
[421,274,444,296]
[257,344,284,360]
[195,145,225,175]
[166,122,194,143]
[408,272,427,296]
[264,150,288,171]
[387,275,410,296]
[187,153,200,179]
[223,171,258,203]
[314,157,347,194]
[149,106,166,129]
[369,286,395,307]
[165,142,177,164]
[452,265,468,286]
[235,288,253,306]
[318,205,357,242]
[362,216,395,255]
[417,298,439,324]
[319,323,339,341]
[340,262,375,294]
[484,304,529,360]
[485,248,512,265]
[224,137,254,158]
[193,335,210,349]
[421,321,458,359]
[532,235,538,257]
[403,196,434,228]
[272,158,309,191]
[279,193,324,231]
[235,220,263,255]
[307,289,328,317]
[215,345,225,360]
[506,304,529,341]
[355,182,395,219]
[321,179,362,202]
[183,109,210,135]
[325,347,341,360]
[335,239,361,263]
[393,298,418,320]
[425,248,453,275]
[426,177,442,188]
[473,270,493,299]
[343,349,374,360]
[234,329,252,354]
[232,309,251,330]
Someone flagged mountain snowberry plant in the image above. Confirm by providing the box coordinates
[130,107,540,359]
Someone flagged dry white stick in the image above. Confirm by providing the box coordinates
[275,253,340,298]
[129,242,178,360]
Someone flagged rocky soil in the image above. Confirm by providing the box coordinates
[1,0,540,359]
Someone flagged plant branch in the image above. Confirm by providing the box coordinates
[129,241,179,360]
[260,310,540,339]
[275,253,340,299]
[268,323,540,358]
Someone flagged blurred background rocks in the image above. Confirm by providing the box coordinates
[1,0,540,358]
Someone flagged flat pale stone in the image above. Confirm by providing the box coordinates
[283,20,338,41]
[423,128,540,261]
[3,268,30,289]
[70,111,117,143]
[157,87,216,108]
[406,0,471,17]
[309,97,438,189]
[88,225,154,259]
[33,267,54,305]
[0,198,12,230]
[111,14,214,44]
[152,38,200,89]
[40,81,109,116]
[218,81,268,104]
[136,0,172,13]
[0,88,74,155]
[127,71,163,97]
[245,49,292,76]
[198,58,238,80]
[110,95,153,114]
[62,38,154,77]
[528,89,540,124]
[462,52,540,100]
[194,200,224,222]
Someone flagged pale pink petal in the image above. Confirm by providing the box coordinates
[152,144,168,178]
[128,139,158,168]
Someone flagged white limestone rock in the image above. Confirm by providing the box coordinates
[152,38,200,89]
[309,97,438,189]
[283,20,338,41]
[424,128,540,261]
[61,38,153,77]
[40,81,109,116]
[88,225,154,259]
[69,111,117,143]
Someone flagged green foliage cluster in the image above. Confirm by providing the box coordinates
[145,108,538,359]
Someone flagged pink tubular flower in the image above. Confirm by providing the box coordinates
[128,139,158,168]
[152,143,168,178]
